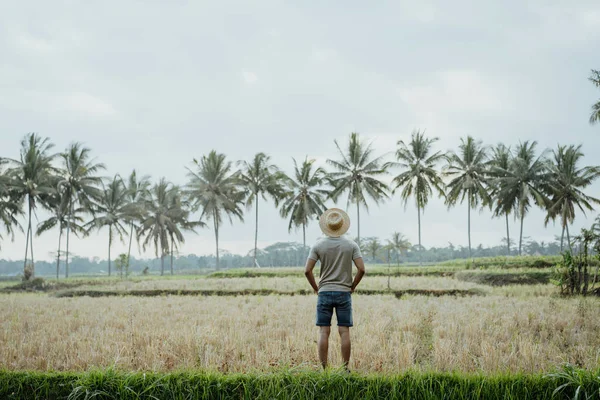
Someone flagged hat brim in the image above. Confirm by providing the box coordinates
[319,208,351,237]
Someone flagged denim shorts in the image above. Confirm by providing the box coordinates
[316,291,353,327]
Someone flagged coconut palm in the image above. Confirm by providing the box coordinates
[3,133,57,277]
[0,161,22,248]
[86,175,136,276]
[589,69,600,125]
[186,151,245,270]
[487,144,515,256]
[58,143,105,277]
[495,141,549,255]
[166,185,203,275]
[364,237,382,263]
[124,170,151,269]
[391,130,446,264]
[36,188,86,279]
[327,132,389,246]
[544,144,600,250]
[279,157,329,250]
[388,232,411,266]
[238,153,286,267]
[445,136,491,259]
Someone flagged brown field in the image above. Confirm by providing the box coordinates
[2,289,599,373]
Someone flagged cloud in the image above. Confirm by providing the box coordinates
[57,92,116,118]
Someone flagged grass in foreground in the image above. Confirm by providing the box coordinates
[1,367,599,400]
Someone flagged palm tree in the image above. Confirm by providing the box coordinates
[487,144,515,256]
[238,153,285,267]
[137,179,177,275]
[36,188,86,279]
[0,161,22,249]
[86,175,135,276]
[391,130,446,264]
[327,132,389,246]
[279,157,329,250]
[445,136,491,259]
[166,185,203,275]
[544,144,600,250]
[365,237,381,263]
[124,170,151,270]
[3,133,57,277]
[589,69,600,125]
[495,141,549,255]
[388,232,411,266]
[186,151,245,270]
[58,143,105,278]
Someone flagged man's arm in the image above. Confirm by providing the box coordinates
[304,258,319,293]
[351,257,365,293]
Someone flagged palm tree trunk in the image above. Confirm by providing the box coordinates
[65,198,73,279]
[356,203,361,246]
[23,199,30,274]
[505,212,510,256]
[387,249,391,290]
[417,204,422,266]
[127,222,134,270]
[214,210,220,270]
[519,213,524,256]
[161,254,165,275]
[170,234,174,275]
[566,224,572,252]
[56,225,63,280]
[28,199,35,277]
[108,227,112,277]
[467,197,472,259]
[302,221,306,253]
[254,195,259,268]
[560,225,565,252]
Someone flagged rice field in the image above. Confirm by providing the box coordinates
[2,289,600,374]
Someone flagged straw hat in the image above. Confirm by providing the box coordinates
[319,208,350,237]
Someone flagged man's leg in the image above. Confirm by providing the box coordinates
[338,326,351,368]
[318,326,331,369]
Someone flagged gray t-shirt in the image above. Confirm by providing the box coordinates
[308,236,363,292]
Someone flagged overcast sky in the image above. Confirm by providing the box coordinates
[1,1,600,262]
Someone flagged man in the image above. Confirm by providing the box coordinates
[304,208,366,370]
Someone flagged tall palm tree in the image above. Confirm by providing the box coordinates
[124,170,151,270]
[544,144,600,250]
[166,185,203,275]
[487,144,515,256]
[137,179,177,275]
[495,141,549,255]
[589,69,600,125]
[391,130,446,264]
[279,157,329,250]
[186,151,245,270]
[36,188,86,279]
[238,153,285,267]
[445,136,491,259]
[3,133,57,277]
[86,175,135,276]
[327,132,389,246]
[388,232,411,266]
[0,161,22,248]
[59,143,105,278]
[365,237,382,263]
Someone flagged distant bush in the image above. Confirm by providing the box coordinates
[455,270,551,286]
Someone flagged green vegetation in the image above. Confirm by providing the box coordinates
[455,270,551,286]
[1,368,598,400]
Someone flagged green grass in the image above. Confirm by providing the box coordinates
[51,288,485,298]
[208,266,461,279]
[455,270,552,286]
[1,368,598,400]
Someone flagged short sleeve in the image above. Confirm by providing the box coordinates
[308,245,319,261]
[352,242,363,260]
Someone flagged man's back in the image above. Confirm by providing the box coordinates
[308,236,362,292]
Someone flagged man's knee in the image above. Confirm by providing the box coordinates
[338,326,350,337]
[320,326,331,337]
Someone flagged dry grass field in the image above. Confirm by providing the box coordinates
[2,289,599,374]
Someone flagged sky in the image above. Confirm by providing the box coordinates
[1,0,600,262]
